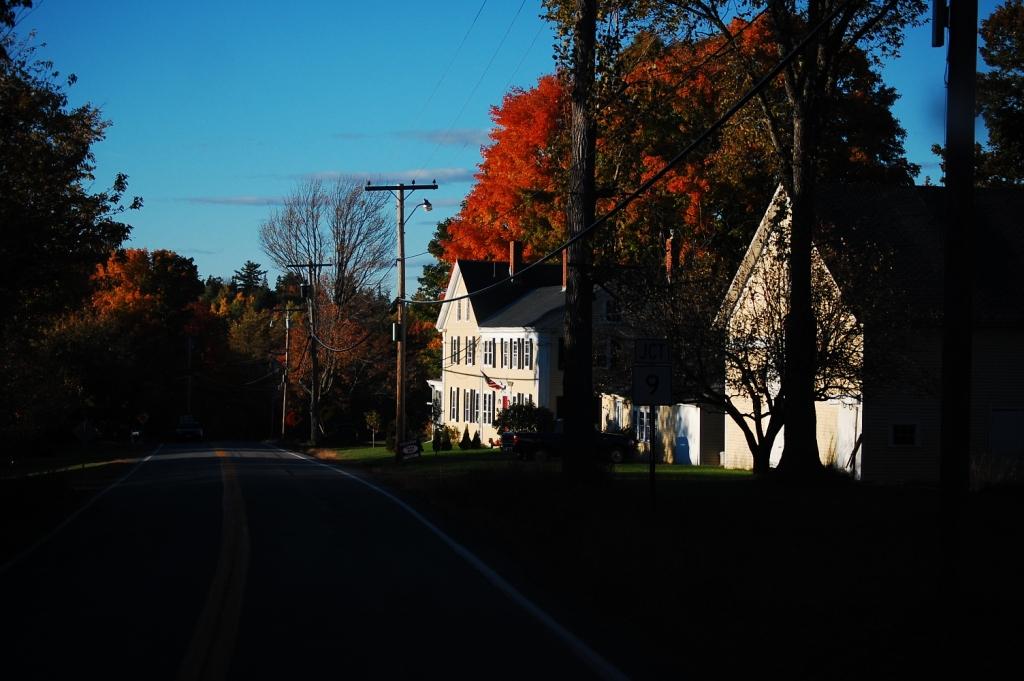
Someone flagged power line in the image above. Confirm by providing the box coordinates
[409,10,771,297]
[416,1,489,121]
[402,0,853,308]
[414,0,529,182]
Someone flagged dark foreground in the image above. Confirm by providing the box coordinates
[0,443,619,680]
[2,441,1021,680]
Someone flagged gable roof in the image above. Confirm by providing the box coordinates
[817,185,1024,326]
[721,184,1024,328]
[481,285,565,328]
[436,259,563,330]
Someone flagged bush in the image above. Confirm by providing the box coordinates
[431,427,443,452]
[459,426,472,450]
[440,427,453,451]
[492,403,555,433]
[471,430,481,448]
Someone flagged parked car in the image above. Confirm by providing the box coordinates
[175,414,204,440]
[501,428,636,463]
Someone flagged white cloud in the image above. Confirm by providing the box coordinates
[182,196,282,206]
[302,167,476,184]
[397,129,490,147]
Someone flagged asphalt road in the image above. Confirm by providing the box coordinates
[0,442,625,680]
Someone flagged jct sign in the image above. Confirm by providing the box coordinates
[632,338,672,405]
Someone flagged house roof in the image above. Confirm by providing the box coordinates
[815,185,1024,326]
[444,259,563,328]
[722,184,1024,328]
[480,285,565,328]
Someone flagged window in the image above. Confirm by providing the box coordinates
[491,339,497,367]
[473,389,480,423]
[483,391,495,424]
[635,406,650,443]
[450,387,459,421]
[525,339,533,369]
[501,339,509,368]
[457,300,461,321]
[890,423,918,447]
[463,389,471,422]
[515,392,525,406]
[483,338,493,366]
[466,337,475,365]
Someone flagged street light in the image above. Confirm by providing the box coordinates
[365,181,438,458]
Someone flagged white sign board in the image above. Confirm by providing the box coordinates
[634,338,670,366]
[632,338,672,405]
[632,364,672,405]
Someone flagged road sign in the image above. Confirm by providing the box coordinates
[634,338,670,365]
[632,338,671,405]
[632,364,672,405]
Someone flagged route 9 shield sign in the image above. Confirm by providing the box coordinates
[632,364,671,405]
[632,338,672,405]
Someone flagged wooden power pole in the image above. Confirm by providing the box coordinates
[286,261,332,445]
[936,0,977,499]
[365,181,437,456]
[563,0,598,477]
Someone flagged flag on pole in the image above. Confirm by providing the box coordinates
[482,371,504,390]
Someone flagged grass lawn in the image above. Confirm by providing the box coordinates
[311,443,1023,679]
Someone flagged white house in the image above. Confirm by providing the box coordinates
[720,184,1024,483]
[599,393,725,465]
[434,243,566,444]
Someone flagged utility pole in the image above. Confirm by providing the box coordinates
[563,0,597,478]
[936,0,977,500]
[273,306,303,438]
[365,180,438,456]
[286,261,332,445]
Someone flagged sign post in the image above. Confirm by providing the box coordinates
[633,338,672,509]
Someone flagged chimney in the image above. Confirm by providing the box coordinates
[509,240,523,278]
[562,249,568,290]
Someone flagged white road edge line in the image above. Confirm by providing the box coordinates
[0,444,163,576]
[276,447,629,681]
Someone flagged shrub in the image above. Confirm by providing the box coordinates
[431,427,442,452]
[471,430,481,449]
[440,427,452,451]
[492,403,555,433]
[459,426,472,450]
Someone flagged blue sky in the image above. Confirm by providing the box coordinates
[21,0,1000,288]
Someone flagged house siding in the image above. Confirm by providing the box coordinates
[861,332,942,483]
[436,263,565,444]
[723,398,860,474]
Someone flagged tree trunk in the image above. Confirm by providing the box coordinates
[751,439,769,475]
[562,0,597,479]
[778,101,821,477]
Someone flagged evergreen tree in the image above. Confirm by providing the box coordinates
[232,260,267,295]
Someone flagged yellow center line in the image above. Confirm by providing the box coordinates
[177,449,250,681]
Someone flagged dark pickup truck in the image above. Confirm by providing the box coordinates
[501,429,637,463]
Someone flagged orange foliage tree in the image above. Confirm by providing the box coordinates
[440,16,916,271]
[443,75,569,261]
